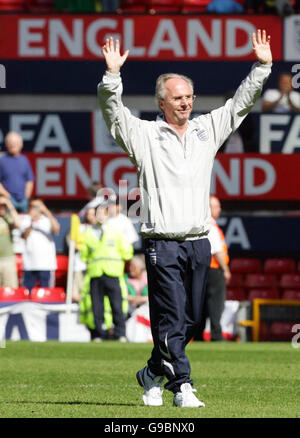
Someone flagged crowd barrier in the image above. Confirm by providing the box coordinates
[0,300,240,343]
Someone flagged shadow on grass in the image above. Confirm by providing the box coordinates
[1,400,136,407]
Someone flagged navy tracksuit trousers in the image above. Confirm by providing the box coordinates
[144,238,211,393]
[90,274,125,340]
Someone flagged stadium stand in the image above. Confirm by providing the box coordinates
[25,0,54,11]
[55,254,69,288]
[279,274,300,290]
[0,287,29,301]
[118,0,148,12]
[0,6,298,347]
[259,321,269,341]
[269,321,296,342]
[15,254,23,285]
[263,258,296,275]
[181,0,213,12]
[226,287,246,301]
[54,0,100,12]
[0,0,25,9]
[230,258,262,274]
[244,273,278,289]
[30,287,66,302]
[147,0,182,13]
[281,289,300,300]
[227,273,244,288]
[247,288,280,301]
[118,0,213,13]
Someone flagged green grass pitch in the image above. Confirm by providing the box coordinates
[0,341,300,418]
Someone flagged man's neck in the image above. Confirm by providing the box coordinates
[169,122,188,137]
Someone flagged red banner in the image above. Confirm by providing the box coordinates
[0,14,282,61]
[26,153,299,201]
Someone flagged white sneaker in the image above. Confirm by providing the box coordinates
[136,366,165,406]
[173,383,205,408]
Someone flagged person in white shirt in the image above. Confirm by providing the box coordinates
[98,30,272,409]
[20,198,60,291]
[262,72,300,113]
[106,195,139,245]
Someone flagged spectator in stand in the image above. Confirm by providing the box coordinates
[0,196,21,288]
[20,198,60,291]
[101,0,120,11]
[197,196,231,342]
[262,72,300,113]
[79,200,133,342]
[246,0,294,15]
[70,207,97,303]
[125,255,148,317]
[206,0,244,13]
[107,194,139,245]
[0,132,34,213]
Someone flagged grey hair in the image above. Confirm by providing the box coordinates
[155,73,194,103]
[130,254,146,270]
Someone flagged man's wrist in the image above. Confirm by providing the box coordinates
[106,69,120,76]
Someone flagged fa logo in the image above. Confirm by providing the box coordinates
[0,64,6,88]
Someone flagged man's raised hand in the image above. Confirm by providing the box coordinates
[252,29,272,65]
[102,37,129,74]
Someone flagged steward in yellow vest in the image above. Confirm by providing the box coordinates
[79,202,133,341]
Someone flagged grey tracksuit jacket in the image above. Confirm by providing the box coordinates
[98,62,271,240]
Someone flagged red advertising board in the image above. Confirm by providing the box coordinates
[0,14,282,60]
[26,153,299,201]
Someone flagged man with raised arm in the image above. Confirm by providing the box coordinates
[98,30,272,408]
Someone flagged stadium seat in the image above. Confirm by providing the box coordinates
[259,321,270,341]
[227,273,244,288]
[0,287,29,302]
[25,0,54,11]
[269,321,295,342]
[55,0,99,12]
[15,254,23,285]
[263,258,296,275]
[118,0,148,12]
[55,255,69,287]
[148,0,182,13]
[30,287,66,303]
[245,274,278,289]
[297,261,300,273]
[230,258,262,274]
[56,254,69,271]
[226,287,246,301]
[247,288,279,301]
[0,0,25,10]
[279,274,300,289]
[281,289,300,300]
[181,0,212,13]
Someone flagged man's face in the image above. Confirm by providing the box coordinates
[159,78,194,126]
[85,208,97,225]
[29,202,42,220]
[5,133,23,156]
[96,206,108,224]
[129,260,143,278]
[278,74,292,94]
[108,202,121,218]
[210,197,221,219]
